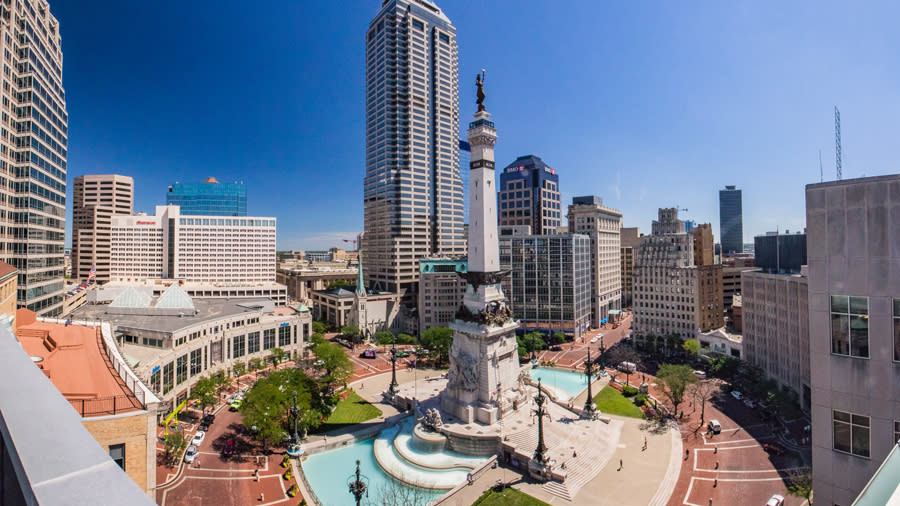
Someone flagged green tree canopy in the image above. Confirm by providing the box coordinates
[420,327,453,366]
[269,347,287,367]
[341,325,361,343]
[240,368,326,447]
[191,375,217,414]
[311,321,327,334]
[312,340,353,394]
[682,339,701,355]
[516,332,546,359]
[552,331,568,344]
[656,363,697,415]
[248,357,263,372]
[326,279,354,291]
[309,333,327,346]
[231,360,247,378]
[374,330,395,345]
[396,333,416,345]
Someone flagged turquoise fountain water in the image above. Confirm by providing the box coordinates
[529,367,589,399]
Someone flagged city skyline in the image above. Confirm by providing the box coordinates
[51,1,900,250]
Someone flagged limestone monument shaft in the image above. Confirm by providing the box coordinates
[441,72,525,425]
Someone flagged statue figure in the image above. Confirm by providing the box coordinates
[476,71,486,112]
[420,408,444,432]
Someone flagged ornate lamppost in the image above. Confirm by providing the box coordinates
[388,336,399,398]
[532,379,550,467]
[582,348,597,419]
[347,459,368,506]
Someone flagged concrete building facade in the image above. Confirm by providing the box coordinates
[620,227,640,307]
[500,233,592,339]
[418,258,466,331]
[742,269,810,410]
[72,175,134,284]
[110,206,276,284]
[498,155,561,235]
[2,0,68,316]
[719,185,743,255]
[363,0,465,295]
[277,264,357,306]
[632,209,699,341]
[807,175,900,505]
[566,196,622,327]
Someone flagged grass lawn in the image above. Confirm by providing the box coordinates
[593,386,645,419]
[473,487,548,506]
[315,390,382,432]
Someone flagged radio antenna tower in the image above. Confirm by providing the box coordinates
[819,149,823,183]
[834,106,842,180]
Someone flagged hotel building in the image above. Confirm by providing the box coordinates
[72,174,134,283]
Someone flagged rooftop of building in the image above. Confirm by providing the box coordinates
[501,154,557,177]
[14,309,141,413]
[70,296,297,335]
[0,260,16,280]
[420,257,467,273]
[853,442,900,505]
[807,173,900,190]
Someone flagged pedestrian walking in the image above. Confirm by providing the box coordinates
[620,458,623,469]
[643,437,648,450]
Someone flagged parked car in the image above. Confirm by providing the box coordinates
[395,350,410,358]
[707,419,722,434]
[183,445,199,464]
[590,337,599,344]
[743,398,756,408]
[222,439,234,458]
[693,370,707,379]
[361,349,377,359]
[550,345,562,352]
[617,361,637,373]
[763,442,786,456]
[191,430,206,446]
[765,493,785,506]
[730,390,743,400]
[229,398,243,411]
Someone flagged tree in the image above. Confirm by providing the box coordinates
[396,333,416,345]
[191,375,217,414]
[232,360,247,378]
[240,380,287,451]
[163,427,187,466]
[341,325,361,344]
[269,347,287,368]
[682,339,701,355]
[656,364,697,416]
[326,279,353,291]
[786,468,813,505]
[666,334,683,355]
[688,379,718,424]
[420,327,453,366]
[312,340,353,395]
[518,332,546,359]
[248,357,263,372]
[708,355,741,381]
[213,371,230,400]
[312,321,327,334]
[552,331,568,345]
[309,333,326,347]
[605,344,639,385]
[374,330,395,346]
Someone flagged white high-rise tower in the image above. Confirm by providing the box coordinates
[441,73,524,425]
[363,0,465,296]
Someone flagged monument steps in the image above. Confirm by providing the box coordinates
[541,481,573,502]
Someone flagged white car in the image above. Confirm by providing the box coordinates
[183,445,199,464]
[743,398,756,409]
[765,493,784,506]
[192,430,206,446]
[730,390,743,400]
[590,337,599,344]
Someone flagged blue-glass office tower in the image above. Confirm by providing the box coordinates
[498,155,561,235]
[167,177,247,216]
[363,0,464,294]
[719,185,743,255]
[460,139,470,224]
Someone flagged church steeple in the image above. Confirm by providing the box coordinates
[355,250,367,298]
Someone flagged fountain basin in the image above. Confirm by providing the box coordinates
[372,423,475,489]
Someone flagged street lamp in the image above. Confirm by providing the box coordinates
[582,347,597,419]
[347,459,368,506]
[388,336,399,398]
[532,379,550,466]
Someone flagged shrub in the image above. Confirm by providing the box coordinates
[622,385,640,397]
[633,393,648,407]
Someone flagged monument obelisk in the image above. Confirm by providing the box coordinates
[441,72,524,425]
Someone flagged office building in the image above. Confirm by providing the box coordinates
[719,185,743,255]
[742,268,809,410]
[71,286,309,406]
[418,258,466,331]
[683,220,696,234]
[566,196,622,327]
[72,175,134,284]
[363,0,465,295]
[0,261,16,331]
[632,209,698,341]
[692,223,723,331]
[110,206,276,284]
[754,232,807,273]
[692,223,715,267]
[166,177,247,216]
[1,0,68,316]
[723,261,757,313]
[500,233,592,339]
[620,227,640,307]
[807,175,900,505]
[15,309,160,496]
[498,155,561,235]
[460,139,471,224]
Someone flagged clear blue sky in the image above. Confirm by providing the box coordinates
[55,0,900,250]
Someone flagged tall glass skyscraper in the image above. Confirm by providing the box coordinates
[719,185,743,255]
[167,177,247,216]
[2,1,68,315]
[363,0,464,294]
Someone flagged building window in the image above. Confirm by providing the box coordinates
[109,444,125,470]
[176,355,187,384]
[830,295,869,358]
[234,335,246,358]
[894,298,900,361]
[263,329,275,350]
[279,326,291,347]
[833,410,870,458]
[248,331,260,354]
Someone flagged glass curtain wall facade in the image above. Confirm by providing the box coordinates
[363,0,464,295]
[719,185,743,255]
[166,179,247,216]
[1,0,68,315]
[498,155,561,235]
[500,234,592,339]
